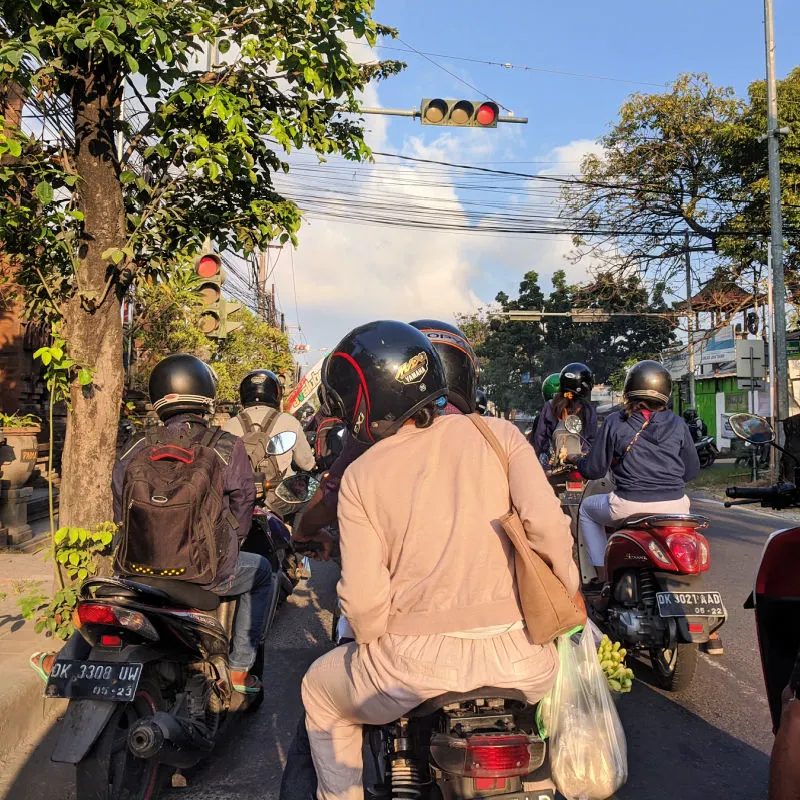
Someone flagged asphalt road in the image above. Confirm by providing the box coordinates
[2,497,787,799]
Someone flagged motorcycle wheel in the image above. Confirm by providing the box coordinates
[699,452,714,468]
[650,642,699,692]
[76,676,167,800]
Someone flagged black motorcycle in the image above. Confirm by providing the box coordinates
[44,454,317,799]
[695,434,719,468]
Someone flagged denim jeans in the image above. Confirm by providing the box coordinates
[213,551,274,671]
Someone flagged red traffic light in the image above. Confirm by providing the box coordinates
[196,255,221,278]
[476,103,498,126]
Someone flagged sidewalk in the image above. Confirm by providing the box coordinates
[0,520,67,790]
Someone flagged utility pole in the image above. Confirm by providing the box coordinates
[270,283,277,328]
[764,0,790,430]
[257,250,267,320]
[684,232,696,409]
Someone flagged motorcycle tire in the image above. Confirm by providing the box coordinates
[699,452,715,469]
[76,675,168,800]
[650,642,699,692]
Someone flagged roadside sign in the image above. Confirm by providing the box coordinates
[735,339,766,380]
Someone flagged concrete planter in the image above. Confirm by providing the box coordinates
[0,427,40,489]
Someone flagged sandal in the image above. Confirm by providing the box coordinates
[232,673,263,695]
[29,651,54,685]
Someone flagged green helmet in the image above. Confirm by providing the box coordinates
[542,373,560,402]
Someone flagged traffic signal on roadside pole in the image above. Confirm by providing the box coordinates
[194,250,244,339]
[420,98,499,128]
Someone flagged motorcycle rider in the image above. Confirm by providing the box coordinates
[532,362,598,459]
[475,388,489,415]
[683,408,707,442]
[224,369,316,477]
[31,354,268,693]
[570,360,722,655]
[528,372,560,446]
[572,361,697,581]
[291,319,479,554]
[300,320,578,800]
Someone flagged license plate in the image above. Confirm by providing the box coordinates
[561,491,583,505]
[45,660,143,702]
[656,591,726,618]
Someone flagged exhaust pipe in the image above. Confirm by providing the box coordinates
[128,712,213,768]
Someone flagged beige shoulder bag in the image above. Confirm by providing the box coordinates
[467,414,587,644]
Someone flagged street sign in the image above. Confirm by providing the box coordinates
[788,340,800,356]
[735,339,766,380]
[570,308,611,323]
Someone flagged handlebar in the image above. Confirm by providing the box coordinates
[726,484,796,500]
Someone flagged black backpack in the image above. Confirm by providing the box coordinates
[237,408,284,485]
[115,426,235,585]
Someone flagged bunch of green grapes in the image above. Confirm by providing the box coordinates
[597,635,634,693]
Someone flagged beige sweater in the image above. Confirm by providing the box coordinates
[337,414,579,643]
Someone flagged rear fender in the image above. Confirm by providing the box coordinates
[51,644,164,764]
[51,699,117,764]
[652,572,726,644]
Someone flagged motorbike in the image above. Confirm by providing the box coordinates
[734,439,770,471]
[318,619,554,799]
[44,433,318,799]
[569,421,726,691]
[245,430,320,619]
[545,414,589,533]
[695,434,719,469]
[724,412,800,731]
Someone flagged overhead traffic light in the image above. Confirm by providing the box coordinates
[420,98,499,128]
[194,250,244,339]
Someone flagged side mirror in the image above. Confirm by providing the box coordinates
[729,413,774,444]
[275,473,321,504]
[267,431,298,455]
[564,414,583,435]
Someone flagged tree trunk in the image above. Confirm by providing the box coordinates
[59,67,125,530]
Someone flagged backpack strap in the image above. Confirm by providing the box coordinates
[260,408,282,439]
[238,409,260,434]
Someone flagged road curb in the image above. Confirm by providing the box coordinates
[0,665,66,778]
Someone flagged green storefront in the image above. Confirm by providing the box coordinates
[674,375,749,441]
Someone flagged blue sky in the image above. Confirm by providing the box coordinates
[277,1,800,359]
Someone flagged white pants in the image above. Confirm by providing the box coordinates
[580,492,691,566]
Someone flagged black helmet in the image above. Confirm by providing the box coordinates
[559,362,594,400]
[322,320,447,443]
[409,319,478,414]
[149,353,217,420]
[683,408,698,422]
[475,389,488,415]
[239,369,282,409]
[624,360,672,405]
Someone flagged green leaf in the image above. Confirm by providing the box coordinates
[78,368,93,386]
[54,527,67,544]
[217,39,231,54]
[7,140,21,157]
[124,52,139,72]
[68,551,80,566]
[35,181,54,205]
[77,568,88,580]
[94,15,113,30]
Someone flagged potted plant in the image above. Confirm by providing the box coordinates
[0,412,42,488]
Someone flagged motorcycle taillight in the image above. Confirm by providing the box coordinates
[568,471,584,483]
[430,734,534,778]
[665,532,700,573]
[74,602,159,641]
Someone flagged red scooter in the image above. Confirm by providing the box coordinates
[725,412,800,730]
[577,496,726,692]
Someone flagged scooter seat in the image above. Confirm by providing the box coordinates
[124,577,221,611]
[407,687,528,718]
[610,513,709,531]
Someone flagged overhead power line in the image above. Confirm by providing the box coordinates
[375,43,669,88]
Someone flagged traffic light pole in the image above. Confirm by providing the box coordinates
[684,232,696,409]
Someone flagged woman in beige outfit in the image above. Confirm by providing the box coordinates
[301,321,579,800]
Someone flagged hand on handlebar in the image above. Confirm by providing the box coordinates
[294,530,336,562]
